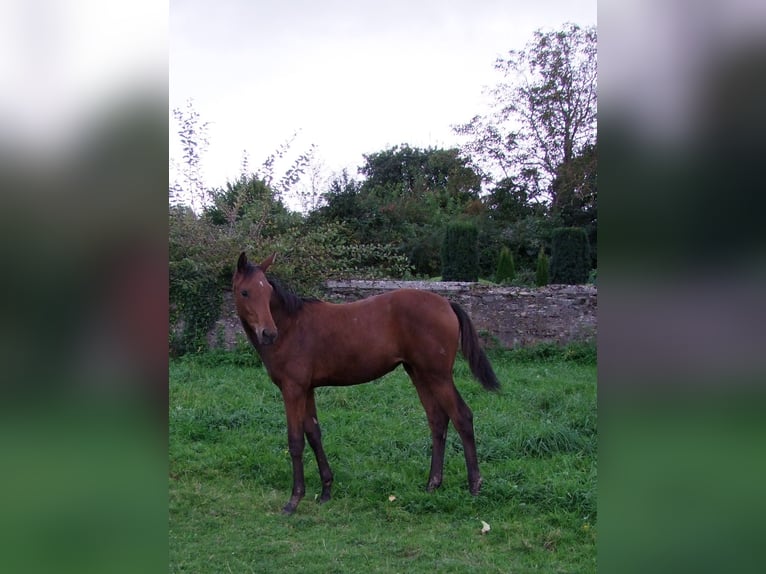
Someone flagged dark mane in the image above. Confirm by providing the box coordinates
[239,262,317,316]
[239,262,259,277]
[266,274,320,316]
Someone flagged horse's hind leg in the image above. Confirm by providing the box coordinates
[406,366,449,492]
[304,390,333,504]
[434,382,483,495]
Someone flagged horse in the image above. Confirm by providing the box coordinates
[233,252,500,515]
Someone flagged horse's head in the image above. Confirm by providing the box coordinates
[233,252,279,345]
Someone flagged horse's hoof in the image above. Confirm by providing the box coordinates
[469,477,483,496]
[426,478,442,492]
[281,501,298,515]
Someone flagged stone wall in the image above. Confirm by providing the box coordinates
[210,280,597,350]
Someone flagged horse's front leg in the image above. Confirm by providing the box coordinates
[281,388,308,515]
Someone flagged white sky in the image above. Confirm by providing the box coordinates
[170,0,596,206]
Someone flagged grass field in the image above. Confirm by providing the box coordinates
[169,345,597,573]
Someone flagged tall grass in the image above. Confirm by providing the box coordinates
[170,345,596,573]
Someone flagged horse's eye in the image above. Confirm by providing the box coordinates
[241,290,249,298]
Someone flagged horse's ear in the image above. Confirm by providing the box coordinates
[237,252,248,273]
[259,252,277,272]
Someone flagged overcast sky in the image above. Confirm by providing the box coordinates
[170,1,596,206]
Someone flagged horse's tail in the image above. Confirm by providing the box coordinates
[450,302,501,392]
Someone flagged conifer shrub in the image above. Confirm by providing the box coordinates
[536,246,550,287]
[495,246,516,284]
[549,227,590,284]
[441,221,479,281]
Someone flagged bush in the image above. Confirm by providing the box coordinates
[441,221,479,281]
[169,206,233,355]
[549,227,590,284]
[495,246,516,284]
[169,188,413,354]
[508,268,537,287]
[535,246,550,287]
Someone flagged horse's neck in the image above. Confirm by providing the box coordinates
[269,300,301,337]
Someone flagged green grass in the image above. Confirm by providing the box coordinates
[170,347,596,573]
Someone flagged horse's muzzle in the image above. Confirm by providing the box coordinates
[260,329,278,345]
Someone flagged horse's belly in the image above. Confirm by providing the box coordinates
[313,347,402,387]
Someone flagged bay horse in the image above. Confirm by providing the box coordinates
[233,252,500,515]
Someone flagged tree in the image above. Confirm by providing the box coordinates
[170,99,210,213]
[314,145,483,277]
[254,130,317,207]
[203,174,301,238]
[483,177,536,223]
[359,144,482,209]
[551,142,597,266]
[455,23,597,205]
[314,170,365,224]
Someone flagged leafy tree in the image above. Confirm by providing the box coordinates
[204,174,301,236]
[551,142,597,266]
[170,98,210,212]
[455,23,597,204]
[315,145,482,277]
[314,170,366,228]
[483,177,536,223]
[254,130,317,207]
[359,144,481,206]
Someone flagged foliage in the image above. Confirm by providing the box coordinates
[509,268,538,287]
[253,130,318,207]
[169,22,600,354]
[441,221,479,281]
[169,206,234,355]
[203,175,296,231]
[170,190,412,354]
[359,144,482,209]
[169,348,596,573]
[550,227,591,284]
[455,23,597,203]
[263,221,412,298]
[536,246,550,287]
[551,142,598,267]
[313,146,482,277]
[169,102,414,354]
[495,246,516,284]
[170,99,210,212]
[483,177,536,222]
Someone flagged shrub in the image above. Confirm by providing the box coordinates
[536,246,550,287]
[549,227,590,284]
[495,246,516,284]
[509,268,536,287]
[169,258,222,355]
[441,221,479,281]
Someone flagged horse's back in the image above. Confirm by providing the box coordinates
[337,288,457,338]
[367,289,460,368]
[304,288,459,385]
